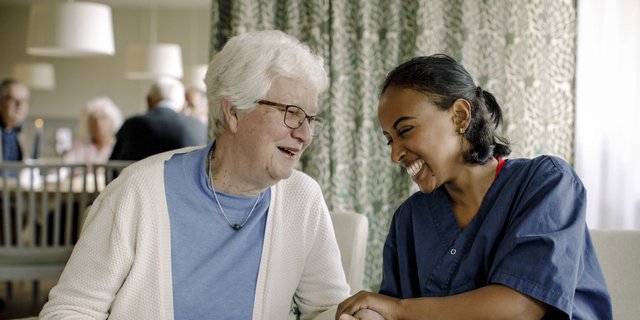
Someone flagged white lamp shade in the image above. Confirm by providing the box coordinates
[183,64,208,91]
[125,44,184,80]
[12,63,56,90]
[26,2,115,57]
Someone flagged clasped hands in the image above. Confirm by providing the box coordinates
[336,291,399,320]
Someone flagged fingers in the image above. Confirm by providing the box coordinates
[354,309,386,320]
[336,290,373,320]
[338,313,358,320]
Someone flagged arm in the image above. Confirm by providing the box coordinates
[295,187,351,320]
[39,187,136,319]
[337,285,547,320]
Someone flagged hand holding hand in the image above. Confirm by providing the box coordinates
[336,291,399,320]
[338,308,386,320]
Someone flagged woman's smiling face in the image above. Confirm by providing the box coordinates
[378,87,462,193]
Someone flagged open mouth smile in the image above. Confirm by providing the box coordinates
[406,159,425,177]
[278,146,298,157]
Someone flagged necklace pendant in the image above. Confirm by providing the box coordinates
[233,224,241,230]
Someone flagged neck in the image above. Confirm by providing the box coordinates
[444,157,498,230]
[209,136,272,197]
[93,136,111,150]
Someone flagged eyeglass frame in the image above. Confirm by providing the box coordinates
[255,100,326,137]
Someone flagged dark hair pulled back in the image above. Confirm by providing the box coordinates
[380,54,511,164]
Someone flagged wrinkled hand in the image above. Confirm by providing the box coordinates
[336,291,399,320]
[337,308,386,320]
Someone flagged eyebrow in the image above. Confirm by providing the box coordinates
[382,116,416,135]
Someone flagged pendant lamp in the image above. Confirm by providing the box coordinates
[124,7,183,80]
[26,1,115,57]
[125,43,184,80]
[12,63,56,90]
[183,64,208,91]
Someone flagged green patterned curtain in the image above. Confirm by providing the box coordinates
[209,0,576,291]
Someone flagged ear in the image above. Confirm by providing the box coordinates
[221,96,239,134]
[451,99,471,131]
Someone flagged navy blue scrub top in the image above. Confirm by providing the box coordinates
[379,156,612,319]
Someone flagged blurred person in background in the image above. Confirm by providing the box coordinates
[0,79,39,162]
[109,76,207,161]
[64,96,123,168]
[184,87,209,126]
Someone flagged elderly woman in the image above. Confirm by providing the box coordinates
[40,30,350,319]
[64,96,123,166]
[336,55,612,320]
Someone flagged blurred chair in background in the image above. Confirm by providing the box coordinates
[0,162,88,303]
[590,229,640,320]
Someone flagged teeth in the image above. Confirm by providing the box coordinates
[406,159,424,177]
[278,147,296,155]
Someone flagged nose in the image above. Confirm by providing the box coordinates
[390,141,405,164]
[291,119,313,143]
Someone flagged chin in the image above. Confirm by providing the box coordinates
[269,167,295,182]
[417,182,437,194]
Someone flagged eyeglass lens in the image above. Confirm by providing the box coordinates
[284,106,324,136]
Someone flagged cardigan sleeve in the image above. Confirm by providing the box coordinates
[39,180,137,319]
[293,185,351,320]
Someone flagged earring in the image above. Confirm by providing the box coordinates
[459,127,465,134]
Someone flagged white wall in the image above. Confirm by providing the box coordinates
[0,4,211,119]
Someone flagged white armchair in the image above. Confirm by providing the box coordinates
[330,211,369,294]
[589,229,640,320]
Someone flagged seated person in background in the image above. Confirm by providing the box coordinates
[40,30,350,319]
[63,96,123,168]
[336,55,612,320]
[184,87,209,126]
[0,79,39,162]
[109,76,207,161]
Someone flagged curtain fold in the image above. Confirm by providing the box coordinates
[575,0,640,230]
[210,0,576,290]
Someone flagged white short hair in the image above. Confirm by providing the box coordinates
[204,30,329,139]
[148,76,186,110]
[76,96,123,140]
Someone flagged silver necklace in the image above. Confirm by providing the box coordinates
[207,145,260,230]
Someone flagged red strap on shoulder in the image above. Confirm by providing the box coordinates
[495,157,506,180]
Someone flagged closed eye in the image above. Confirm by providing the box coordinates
[399,127,413,135]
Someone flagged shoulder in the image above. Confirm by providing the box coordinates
[21,120,36,130]
[71,138,93,147]
[277,170,323,195]
[177,113,205,129]
[505,155,582,188]
[19,120,37,135]
[119,115,147,130]
[108,147,201,188]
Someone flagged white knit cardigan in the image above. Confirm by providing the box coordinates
[40,146,351,320]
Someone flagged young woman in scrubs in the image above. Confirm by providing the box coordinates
[336,54,612,320]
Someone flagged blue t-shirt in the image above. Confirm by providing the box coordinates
[164,142,270,320]
[380,156,612,319]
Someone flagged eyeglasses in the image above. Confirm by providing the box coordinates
[256,100,326,137]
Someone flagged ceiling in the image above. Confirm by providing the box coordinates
[0,0,211,8]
